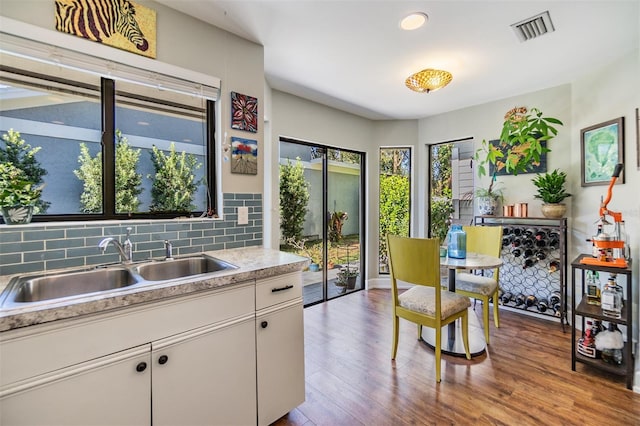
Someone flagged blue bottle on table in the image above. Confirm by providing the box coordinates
[447,224,467,259]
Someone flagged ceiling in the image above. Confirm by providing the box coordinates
[157,1,639,120]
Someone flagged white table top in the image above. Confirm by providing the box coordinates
[440,252,503,270]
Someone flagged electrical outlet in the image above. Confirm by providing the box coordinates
[237,206,249,225]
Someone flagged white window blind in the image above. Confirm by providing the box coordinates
[0,17,220,103]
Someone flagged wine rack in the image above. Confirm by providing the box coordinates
[474,216,568,330]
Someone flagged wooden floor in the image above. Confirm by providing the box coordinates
[273,289,639,426]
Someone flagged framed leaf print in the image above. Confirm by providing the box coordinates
[580,117,624,186]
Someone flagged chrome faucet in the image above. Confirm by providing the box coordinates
[164,240,174,260]
[98,227,133,263]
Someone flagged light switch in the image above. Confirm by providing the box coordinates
[237,206,249,225]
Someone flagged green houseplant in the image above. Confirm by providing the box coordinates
[532,168,571,218]
[474,106,563,215]
[0,162,44,224]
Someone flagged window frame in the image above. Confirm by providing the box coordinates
[1,68,218,222]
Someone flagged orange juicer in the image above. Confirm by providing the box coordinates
[581,163,628,268]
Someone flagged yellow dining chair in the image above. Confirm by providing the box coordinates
[455,225,503,344]
[387,235,471,383]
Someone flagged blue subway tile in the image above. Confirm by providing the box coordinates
[67,227,103,238]
[46,257,85,270]
[46,238,85,249]
[0,231,22,243]
[1,262,44,276]
[23,230,64,241]
[225,241,246,249]
[24,249,66,262]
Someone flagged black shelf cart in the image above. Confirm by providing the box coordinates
[571,254,634,390]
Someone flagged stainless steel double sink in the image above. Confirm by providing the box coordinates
[0,254,238,308]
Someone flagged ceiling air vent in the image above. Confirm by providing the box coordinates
[511,11,555,42]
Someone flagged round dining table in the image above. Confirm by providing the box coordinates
[421,252,503,358]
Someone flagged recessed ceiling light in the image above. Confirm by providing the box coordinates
[400,12,428,31]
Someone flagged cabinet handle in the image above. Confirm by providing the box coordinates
[272,284,293,293]
[261,321,268,329]
[135,362,147,372]
[158,355,169,365]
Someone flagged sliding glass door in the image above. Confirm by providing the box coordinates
[279,139,364,306]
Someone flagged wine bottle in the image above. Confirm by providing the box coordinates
[534,230,547,241]
[515,293,526,306]
[534,238,547,248]
[523,248,534,258]
[525,294,537,308]
[535,250,547,261]
[500,292,513,304]
[511,247,522,257]
[502,235,513,247]
[549,291,561,306]
[547,237,559,250]
[523,256,537,269]
[548,260,560,273]
[511,237,522,248]
[537,299,548,312]
[512,227,523,236]
[524,228,537,237]
[522,237,535,248]
[503,227,512,236]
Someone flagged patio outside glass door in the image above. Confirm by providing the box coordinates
[279,139,364,306]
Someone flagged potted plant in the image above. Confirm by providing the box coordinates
[0,162,44,224]
[336,267,359,290]
[474,107,563,215]
[532,169,571,218]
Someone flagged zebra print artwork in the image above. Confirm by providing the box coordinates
[55,0,156,58]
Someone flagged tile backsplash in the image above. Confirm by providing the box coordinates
[0,193,262,277]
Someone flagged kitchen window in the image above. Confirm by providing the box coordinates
[0,34,219,222]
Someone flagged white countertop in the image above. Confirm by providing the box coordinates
[0,247,308,332]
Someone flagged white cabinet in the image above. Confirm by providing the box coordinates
[0,345,151,426]
[1,282,256,426]
[0,271,306,426]
[256,272,305,426]
[152,316,256,426]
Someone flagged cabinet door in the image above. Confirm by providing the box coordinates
[256,300,305,426]
[0,345,151,426]
[152,315,257,426]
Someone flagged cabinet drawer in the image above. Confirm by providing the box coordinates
[256,272,302,310]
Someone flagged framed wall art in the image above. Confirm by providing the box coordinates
[580,117,624,186]
[230,137,258,175]
[636,108,640,170]
[231,92,258,133]
[54,0,157,58]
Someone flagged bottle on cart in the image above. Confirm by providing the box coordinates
[601,274,623,319]
[515,293,526,307]
[586,270,601,306]
[548,260,561,273]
